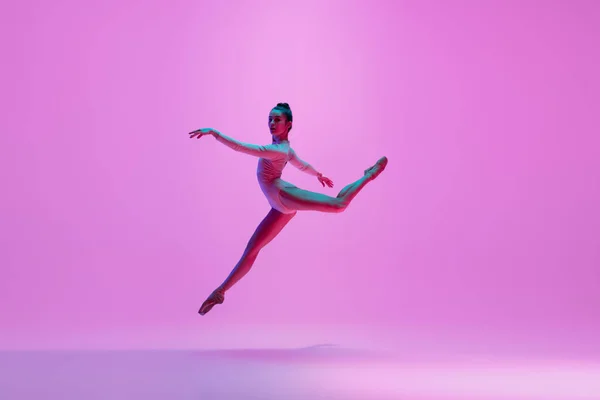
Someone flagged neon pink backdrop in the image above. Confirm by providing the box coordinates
[1,0,599,355]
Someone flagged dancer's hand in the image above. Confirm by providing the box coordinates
[317,173,334,188]
[189,128,217,139]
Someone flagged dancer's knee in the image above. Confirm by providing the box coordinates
[331,199,347,213]
[243,241,263,259]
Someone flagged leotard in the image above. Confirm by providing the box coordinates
[213,132,320,214]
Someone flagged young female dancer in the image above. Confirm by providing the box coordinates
[189,103,388,315]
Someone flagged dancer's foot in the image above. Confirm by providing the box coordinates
[364,156,388,181]
[198,287,225,316]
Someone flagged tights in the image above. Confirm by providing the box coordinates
[208,130,383,293]
[219,173,373,292]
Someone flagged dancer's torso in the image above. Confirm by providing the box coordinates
[256,142,291,185]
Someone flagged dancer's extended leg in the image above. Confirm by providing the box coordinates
[220,208,295,291]
[279,156,388,213]
[198,208,295,315]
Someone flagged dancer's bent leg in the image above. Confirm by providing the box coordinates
[279,156,388,213]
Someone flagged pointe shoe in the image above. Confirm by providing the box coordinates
[364,156,388,181]
[198,288,225,316]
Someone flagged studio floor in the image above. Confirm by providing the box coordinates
[1,345,598,400]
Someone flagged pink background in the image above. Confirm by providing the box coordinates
[1,0,599,355]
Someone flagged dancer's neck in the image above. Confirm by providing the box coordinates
[272,136,289,145]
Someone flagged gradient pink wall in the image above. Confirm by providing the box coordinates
[1,0,599,353]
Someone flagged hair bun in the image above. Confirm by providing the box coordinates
[277,102,290,109]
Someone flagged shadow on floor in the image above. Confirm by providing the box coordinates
[190,343,392,364]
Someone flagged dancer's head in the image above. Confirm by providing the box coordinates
[269,103,293,140]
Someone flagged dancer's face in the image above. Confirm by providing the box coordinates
[268,109,291,138]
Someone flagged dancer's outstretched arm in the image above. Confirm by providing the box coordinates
[289,148,334,188]
[189,128,286,160]
[289,148,320,176]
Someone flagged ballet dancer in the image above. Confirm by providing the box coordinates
[189,103,387,315]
